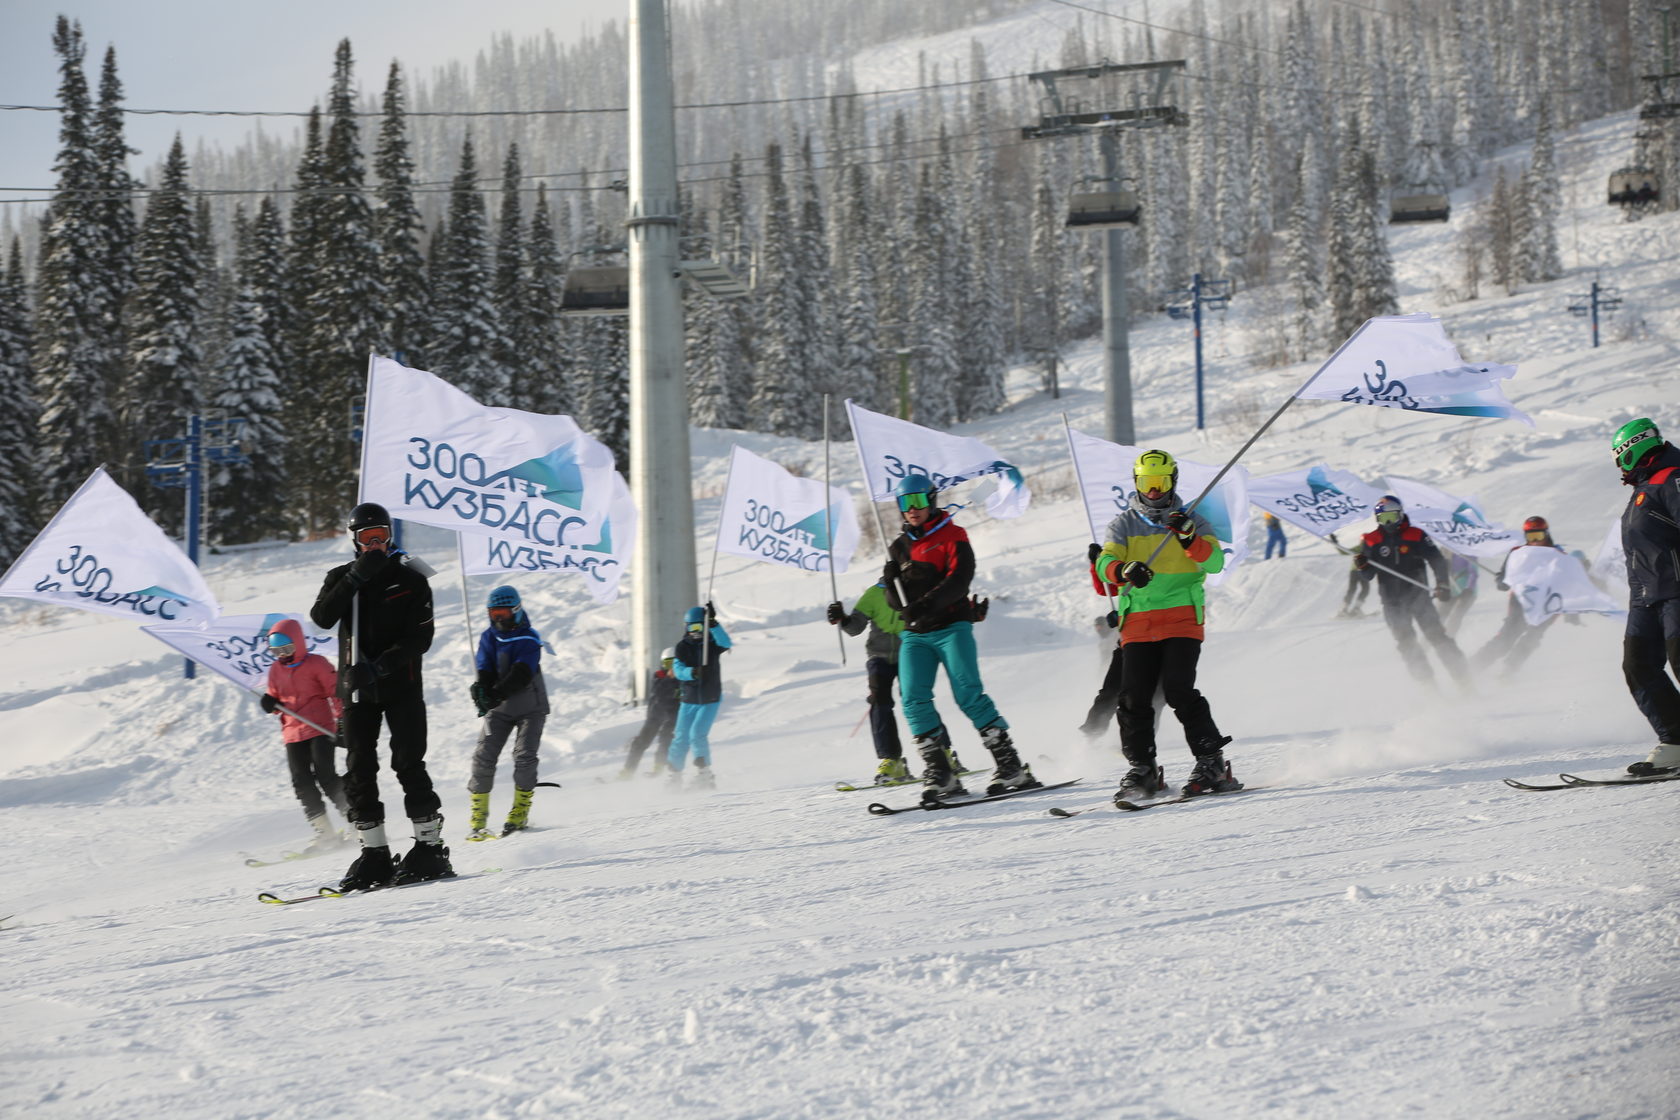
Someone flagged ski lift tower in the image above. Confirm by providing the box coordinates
[1022,59,1189,445]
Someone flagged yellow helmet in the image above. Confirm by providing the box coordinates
[1133,449,1178,513]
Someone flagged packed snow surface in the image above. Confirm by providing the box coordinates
[3,111,1680,1120]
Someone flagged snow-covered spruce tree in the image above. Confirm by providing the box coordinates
[33,17,116,514]
[247,198,291,379]
[210,209,288,545]
[1348,143,1398,327]
[748,140,814,437]
[797,135,840,420]
[956,139,1006,420]
[909,164,958,430]
[0,239,40,565]
[688,157,751,429]
[1284,152,1325,362]
[195,197,234,376]
[123,135,202,533]
[281,107,333,527]
[1518,96,1562,283]
[93,45,137,383]
[520,185,572,417]
[1487,165,1517,295]
[374,61,430,368]
[1028,155,1067,397]
[492,143,526,405]
[834,161,884,418]
[433,137,506,403]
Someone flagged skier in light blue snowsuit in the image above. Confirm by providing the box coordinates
[668,603,732,786]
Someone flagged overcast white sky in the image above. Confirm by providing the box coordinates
[0,1,610,200]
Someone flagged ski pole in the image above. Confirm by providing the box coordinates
[1324,532,1435,594]
[271,702,339,742]
[823,394,847,667]
[1062,413,1121,620]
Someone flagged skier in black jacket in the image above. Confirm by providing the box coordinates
[620,648,680,778]
[1613,418,1680,775]
[310,502,449,890]
[1354,495,1471,687]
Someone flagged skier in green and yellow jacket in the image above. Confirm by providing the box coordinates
[1091,449,1239,803]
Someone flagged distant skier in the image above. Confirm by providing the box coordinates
[1438,550,1480,637]
[1612,418,1680,775]
[668,603,732,789]
[1332,535,1371,619]
[1353,495,1471,688]
[1474,517,1564,675]
[827,582,910,783]
[1092,450,1238,802]
[882,473,1033,800]
[1263,512,1288,559]
[310,502,450,891]
[619,648,679,779]
[260,618,347,852]
[466,585,549,839]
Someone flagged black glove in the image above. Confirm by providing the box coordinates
[1087,542,1102,564]
[1121,561,1153,588]
[1495,579,1508,592]
[899,599,926,624]
[1433,585,1450,601]
[470,681,498,717]
[350,548,390,584]
[1165,510,1195,540]
[1353,554,1370,571]
[826,601,845,625]
[705,599,717,625]
[970,596,990,622]
[345,662,378,690]
[1104,609,1119,629]
[260,693,280,715]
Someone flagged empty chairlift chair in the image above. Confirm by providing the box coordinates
[558,266,631,316]
[1389,191,1450,224]
[1065,189,1141,230]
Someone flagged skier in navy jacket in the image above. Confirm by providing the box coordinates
[1612,418,1680,775]
[466,585,550,838]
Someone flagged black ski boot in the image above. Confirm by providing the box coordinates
[1181,744,1242,797]
[981,724,1039,796]
[916,728,966,803]
[1113,759,1165,805]
[339,840,395,892]
[391,814,455,885]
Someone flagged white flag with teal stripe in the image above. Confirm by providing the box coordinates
[715,445,860,574]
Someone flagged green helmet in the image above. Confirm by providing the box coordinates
[1612,417,1663,472]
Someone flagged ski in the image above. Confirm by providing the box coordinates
[866,778,1081,816]
[1502,778,1573,791]
[258,886,343,905]
[834,768,984,793]
[1049,786,1259,815]
[258,867,503,905]
[243,847,342,868]
[1559,771,1680,787]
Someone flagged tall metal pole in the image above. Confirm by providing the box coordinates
[184,413,202,680]
[1192,272,1206,430]
[1590,281,1601,349]
[1099,131,1134,445]
[628,0,697,701]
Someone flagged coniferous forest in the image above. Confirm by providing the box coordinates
[0,0,1673,564]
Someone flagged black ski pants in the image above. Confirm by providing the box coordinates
[285,735,346,821]
[1475,596,1553,673]
[1624,599,1680,743]
[623,705,678,773]
[341,692,441,826]
[865,656,905,760]
[1381,588,1470,683]
[1115,637,1223,764]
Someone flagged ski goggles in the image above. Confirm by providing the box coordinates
[1374,510,1403,525]
[687,621,705,633]
[896,491,932,512]
[353,525,392,547]
[1524,529,1548,543]
[488,606,516,623]
[267,634,296,660]
[1134,473,1174,494]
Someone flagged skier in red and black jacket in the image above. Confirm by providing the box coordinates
[1612,417,1680,775]
[1353,495,1471,688]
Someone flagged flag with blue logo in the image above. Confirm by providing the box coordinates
[1248,463,1389,538]
[845,400,1030,519]
[715,445,860,574]
[142,613,337,691]
[1381,476,1523,559]
[460,469,637,604]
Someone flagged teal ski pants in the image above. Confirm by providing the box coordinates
[897,621,1007,738]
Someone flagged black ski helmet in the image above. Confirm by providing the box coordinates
[347,502,392,551]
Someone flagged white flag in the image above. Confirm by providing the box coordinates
[1592,517,1628,597]
[715,445,860,574]
[1382,476,1523,559]
[360,355,619,548]
[0,468,219,625]
[143,613,337,692]
[1295,314,1533,426]
[1066,427,1250,585]
[845,399,1030,519]
[460,470,637,604]
[1503,546,1624,626]
[1248,463,1389,538]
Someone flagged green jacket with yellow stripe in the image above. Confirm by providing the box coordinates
[1094,504,1223,643]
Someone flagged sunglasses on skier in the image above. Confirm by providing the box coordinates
[353,525,392,548]
[1135,473,1173,494]
[897,491,932,512]
[687,621,704,633]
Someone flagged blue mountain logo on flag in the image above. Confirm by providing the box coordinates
[132,585,190,603]
[581,519,614,555]
[1305,466,1344,499]
[789,506,837,550]
[495,442,585,509]
[1450,502,1487,527]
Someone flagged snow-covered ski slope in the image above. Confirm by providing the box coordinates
[4,115,1679,1120]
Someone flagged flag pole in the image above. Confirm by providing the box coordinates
[1062,413,1120,620]
[457,532,476,672]
[844,399,910,607]
[703,450,736,669]
[823,395,846,667]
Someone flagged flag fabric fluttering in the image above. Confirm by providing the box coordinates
[1247,463,1390,539]
[459,469,637,605]
[1382,476,1523,559]
[1502,545,1624,626]
[359,355,620,548]
[0,468,220,625]
[715,445,860,574]
[1066,427,1250,585]
[845,399,1030,519]
[143,613,337,691]
[1295,313,1533,427]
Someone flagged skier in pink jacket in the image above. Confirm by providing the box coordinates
[261,618,347,851]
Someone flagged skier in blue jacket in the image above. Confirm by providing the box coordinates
[668,602,732,789]
[466,585,549,838]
